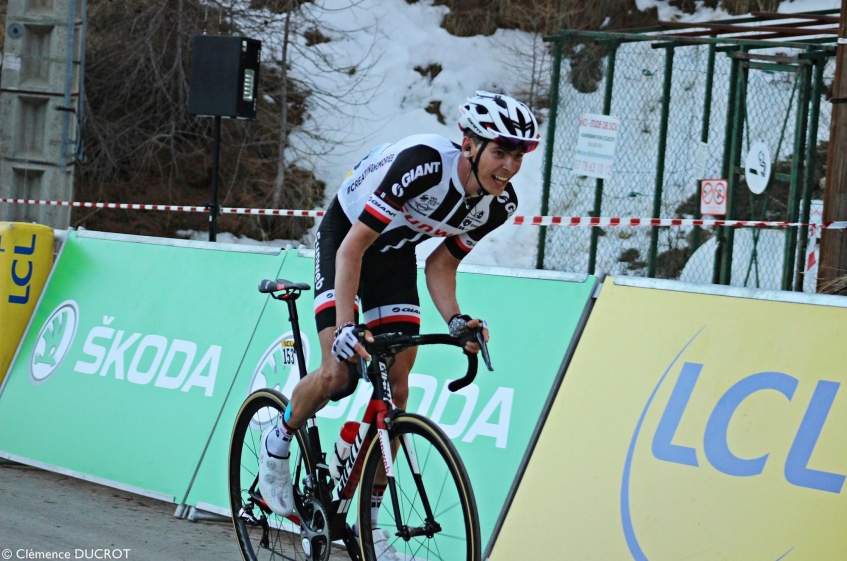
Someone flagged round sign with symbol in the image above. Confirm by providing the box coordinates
[744,142,771,195]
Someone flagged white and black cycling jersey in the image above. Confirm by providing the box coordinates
[337,134,518,259]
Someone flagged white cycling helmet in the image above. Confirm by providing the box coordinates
[458,91,540,152]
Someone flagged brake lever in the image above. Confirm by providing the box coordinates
[476,329,493,372]
[358,356,369,383]
[355,326,370,383]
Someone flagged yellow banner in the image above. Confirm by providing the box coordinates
[0,223,54,383]
[492,279,847,560]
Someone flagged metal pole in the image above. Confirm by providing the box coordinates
[795,57,824,291]
[817,0,847,290]
[647,46,674,278]
[77,0,88,154]
[60,0,78,172]
[209,115,222,243]
[713,49,740,284]
[782,61,811,290]
[535,39,563,270]
[692,44,717,253]
[719,50,749,285]
[588,43,618,275]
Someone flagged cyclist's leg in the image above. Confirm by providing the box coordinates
[285,328,349,426]
[279,197,355,430]
[359,241,421,410]
[357,243,420,543]
[258,199,353,515]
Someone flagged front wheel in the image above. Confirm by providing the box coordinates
[357,413,481,561]
[229,388,316,561]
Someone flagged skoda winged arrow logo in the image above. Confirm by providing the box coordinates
[30,301,80,385]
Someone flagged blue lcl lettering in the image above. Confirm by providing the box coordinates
[8,234,36,304]
[14,234,36,255]
[704,372,798,477]
[784,380,845,494]
[652,362,701,467]
[652,366,845,493]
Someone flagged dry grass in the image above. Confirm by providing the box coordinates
[72,0,324,241]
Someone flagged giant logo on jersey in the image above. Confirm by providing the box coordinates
[498,190,517,214]
[391,161,442,198]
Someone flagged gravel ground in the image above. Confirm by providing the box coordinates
[0,460,350,561]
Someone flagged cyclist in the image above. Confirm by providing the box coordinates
[258,91,539,556]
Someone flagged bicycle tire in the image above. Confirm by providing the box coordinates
[357,413,481,561]
[229,388,315,561]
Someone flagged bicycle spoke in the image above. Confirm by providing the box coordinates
[361,416,477,561]
[231,391,317,561]
[433,500,461,520]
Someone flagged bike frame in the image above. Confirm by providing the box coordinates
[273,289,434,544]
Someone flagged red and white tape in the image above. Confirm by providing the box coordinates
[2,198,845,229]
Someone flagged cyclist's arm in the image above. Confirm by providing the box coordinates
[336,220,380,327]
[425,245,488,351]
[424,242,462,323]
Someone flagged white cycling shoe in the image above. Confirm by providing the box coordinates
[372,528,403,561]
[258,425,294,517]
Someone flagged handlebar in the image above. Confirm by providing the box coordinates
[258,279,493,399]
[328,328,493,402]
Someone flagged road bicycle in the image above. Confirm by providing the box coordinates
[229,278,489,561]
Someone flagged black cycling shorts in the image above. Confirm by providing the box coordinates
[313,197,420,335]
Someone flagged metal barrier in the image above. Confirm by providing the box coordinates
[537,13,838,293]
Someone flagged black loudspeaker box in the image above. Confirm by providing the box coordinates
[188,35,261,119]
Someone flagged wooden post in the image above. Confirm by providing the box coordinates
[817,0,847,291]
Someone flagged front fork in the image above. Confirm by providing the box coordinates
[377,413,441,541]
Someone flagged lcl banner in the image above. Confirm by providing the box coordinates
[0,222,54,384]
[0,231,286,501]
[491,277,847,560]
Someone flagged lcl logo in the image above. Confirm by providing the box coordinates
[652,362,843,494]
[4,233,36,305]
[620,328,844,561]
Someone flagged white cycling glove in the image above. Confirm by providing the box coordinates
[331,323,359,362]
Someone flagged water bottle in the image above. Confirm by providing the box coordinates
[328,421,360,482]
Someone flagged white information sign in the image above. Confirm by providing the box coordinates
[693,141,709,180]
[700,178,727,216]
[573,113,621,179]
[744,141,772,195]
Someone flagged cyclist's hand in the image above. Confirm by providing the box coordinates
[331,324,373,362]
[463,318,489,353]
[448,314,489,353]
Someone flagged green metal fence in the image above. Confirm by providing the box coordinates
[537,25,837,293]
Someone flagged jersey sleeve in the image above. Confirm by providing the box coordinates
[358,144,445,233]
[443,185,518,260]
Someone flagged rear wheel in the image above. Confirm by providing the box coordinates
[229,389,316,561]
[357,413,481,561]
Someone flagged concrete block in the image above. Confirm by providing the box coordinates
[0,91,78,164]
[1,15,82,93]
[0,160,73,227]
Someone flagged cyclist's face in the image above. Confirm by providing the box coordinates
[467,141,525,196]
